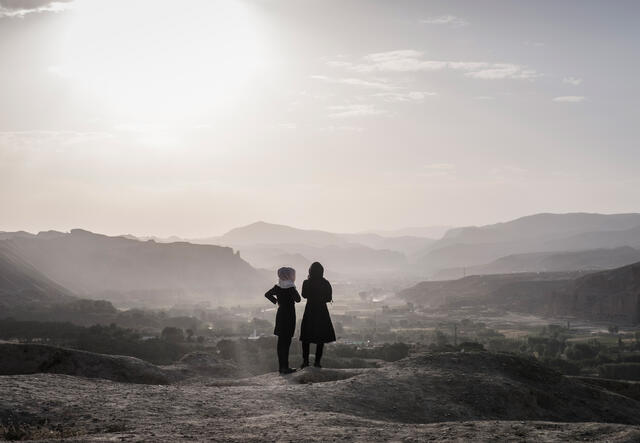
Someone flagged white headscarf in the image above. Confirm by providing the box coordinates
[277,267,296,289]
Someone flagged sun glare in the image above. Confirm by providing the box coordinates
[50,0,272,127]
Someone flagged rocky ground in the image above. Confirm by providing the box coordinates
[2,349,640,441]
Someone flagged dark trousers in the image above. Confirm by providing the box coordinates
[302,342,324,364]
[277,336,292,369]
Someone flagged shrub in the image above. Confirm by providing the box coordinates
[161,327,184,343]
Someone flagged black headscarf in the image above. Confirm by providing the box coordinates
[308,262,324,280]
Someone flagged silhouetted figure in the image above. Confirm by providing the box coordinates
[264,267,300,374]
[299,262,336,368]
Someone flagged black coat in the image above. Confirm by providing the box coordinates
[299,278,336,344]
[265,285,300,337]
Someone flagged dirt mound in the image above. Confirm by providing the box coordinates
[168,351,240,379]
[289,351,640,425]
[0,343,170,384]
[290,367,363,384]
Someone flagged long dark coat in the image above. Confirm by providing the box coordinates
[299,277,336,344]
[265,285,301,337]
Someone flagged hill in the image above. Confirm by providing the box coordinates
[2,351,640,440]
[552,261,640,324]
[402,259,640,324]
[435,246,640,279]
[0,243,76,308]
[0,343,170,384]
[441,213,640,245]
[547,224,640,251]
[2,229,269,308]
[398,271,579,315]
[210,221,345,247]
[199,222,411,276]
[417,213,640,275]
[340,233,435,255]
[366,225,452,239]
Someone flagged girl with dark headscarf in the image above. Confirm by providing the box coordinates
[299,262,336,368]
[264,267,300,374]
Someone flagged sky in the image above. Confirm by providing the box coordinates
[1,0,639,237]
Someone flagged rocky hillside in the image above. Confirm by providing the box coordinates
[398,271,579,314]
[551,261,640,324]
[0,243,76,308]
[2,350,640,441]
[2,229,269,307]
[402,260,640,324]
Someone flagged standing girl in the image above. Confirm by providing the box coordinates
[299,262,336,368]
[264,267,300,374]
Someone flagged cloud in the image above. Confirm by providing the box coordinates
[563,76,583,86]
[0,0,72,17]
[552,96,586,103]
[421,15,468,27]
[356,50,447,73]
[310,75,399,91]
[330,50,540,80]
[327,104,388,118]
[373,91,436,102]
[465,63,538,80]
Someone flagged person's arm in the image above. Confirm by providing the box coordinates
[264,286,278,305]
[300,280,308,299]
[293,287,301,303]
[324,280,332,303]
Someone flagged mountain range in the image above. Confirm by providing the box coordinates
[3,212,640,315]
[205,214,640,279]
[418,213,640,276]
[117,213,640,280]
[189,221,432,277]
[434,246,640,280]
[0,229,268,308]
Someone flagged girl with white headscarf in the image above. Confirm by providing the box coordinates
[264,267,301,374]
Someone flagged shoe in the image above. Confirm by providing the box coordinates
[280,367,297,374]
[313,362,322,368]
[300,361,310,369]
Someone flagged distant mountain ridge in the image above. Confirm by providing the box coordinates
[5,212,640,291]
[417,213,640,275]
[435,247,640,280]
[441,213,640,244]
[192,221,430,275]
[214,221,345,247]
[2,229,269,308]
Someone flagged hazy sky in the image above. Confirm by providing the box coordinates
[1,0,639,237]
